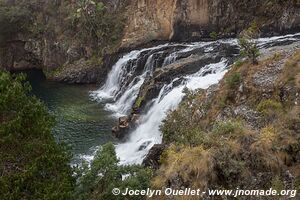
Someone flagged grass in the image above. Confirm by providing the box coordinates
[153,145,214,190]
[279,49,300,87]
[225,72,241,89]
[212,120,244,136]
[157,49,300,193]
[256,99,283,116]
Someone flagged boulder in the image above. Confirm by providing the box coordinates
[112,116,131,140]
[142,144,165,169]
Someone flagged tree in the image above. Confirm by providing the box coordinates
[0,71,75,200]
[75,142,152,200]
[238,22,260,65]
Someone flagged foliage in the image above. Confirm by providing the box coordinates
[69,0,124,49]
[257,99,283,116]
[238,22,260,65]
[158,50,300,193]
[162,90,211,147]
[212,120,244,136]
[75,142,152,200]
[209,31,218,40]
[0,71,75,200]
[153,145,214,189]
[0,3,31,45]
[233,59,244,68]
[225,72,241,89]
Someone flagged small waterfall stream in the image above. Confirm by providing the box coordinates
[91,33,300,165]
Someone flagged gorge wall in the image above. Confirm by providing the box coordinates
[121,0,300,48]
[0,0,129,83]
[1,0,300,83]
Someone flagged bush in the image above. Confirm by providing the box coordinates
[238,23,260,65]
[69,0,124,48]
[209,31,218,40]
[212,120,244,136]
[225,72,241,89]
[257,99,283,116]
[75,142,152,200]
[0,71,75,200]
[153,146,214,190]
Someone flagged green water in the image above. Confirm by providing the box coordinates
[25,69,116,164]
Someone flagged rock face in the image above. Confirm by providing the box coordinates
[112,116,131,140]
[132,42,239,113]
[1,0,300,83]
[142,144,165,169]
[122,0,300,48]
[0,0,125,84]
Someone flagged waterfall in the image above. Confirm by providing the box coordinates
[91,33,300,165]
[91,44,178,116]
[116,59,229,165]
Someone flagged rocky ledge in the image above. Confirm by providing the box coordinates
[45,59,103,84]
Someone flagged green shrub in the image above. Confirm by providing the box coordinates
[75,142,152,200]
[271,176,285,200]
[212,120,244,136]
[209,31,218,40]
[0,71,75,200]
[225,72,241,89]
[69,0,124,49]
[257,99,283,116]
[233,59,244,68]
[238,23,260,65]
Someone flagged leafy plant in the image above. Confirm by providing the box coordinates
[209,31,218,40]
[212,120,244,136]
[238,22,260,65]
[75,142,152,200]
[0,71,75,200]
[69,0,124,48]
[225,72,241,89]
[257,99,283,116]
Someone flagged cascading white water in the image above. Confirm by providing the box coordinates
[116,59,229,165]
[92,44,178,116]
[162,52,177,66]
[91,33,300,165]
[93,50,141,100]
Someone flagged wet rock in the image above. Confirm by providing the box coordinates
[153,54,221,83]
[112,116,130,140]
[48,59,102,84]
[131,114,141,124]
[142,144,165,169]
[138,141,152,151]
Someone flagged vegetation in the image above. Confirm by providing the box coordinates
[0,71,153,200]
[256,99,283,116]
[0,71,75,200]
[75,142,152,200]
[157,49,300,198]
[209,31,218,40]
[68,0,126,53]
[238,23,260,65]
[225,72,241,89]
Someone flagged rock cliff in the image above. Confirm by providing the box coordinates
[1,0,300,83]
[122,0,300,48]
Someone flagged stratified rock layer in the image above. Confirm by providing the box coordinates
[122,0,300,48]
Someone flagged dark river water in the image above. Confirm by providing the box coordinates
[25,69,116,164]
